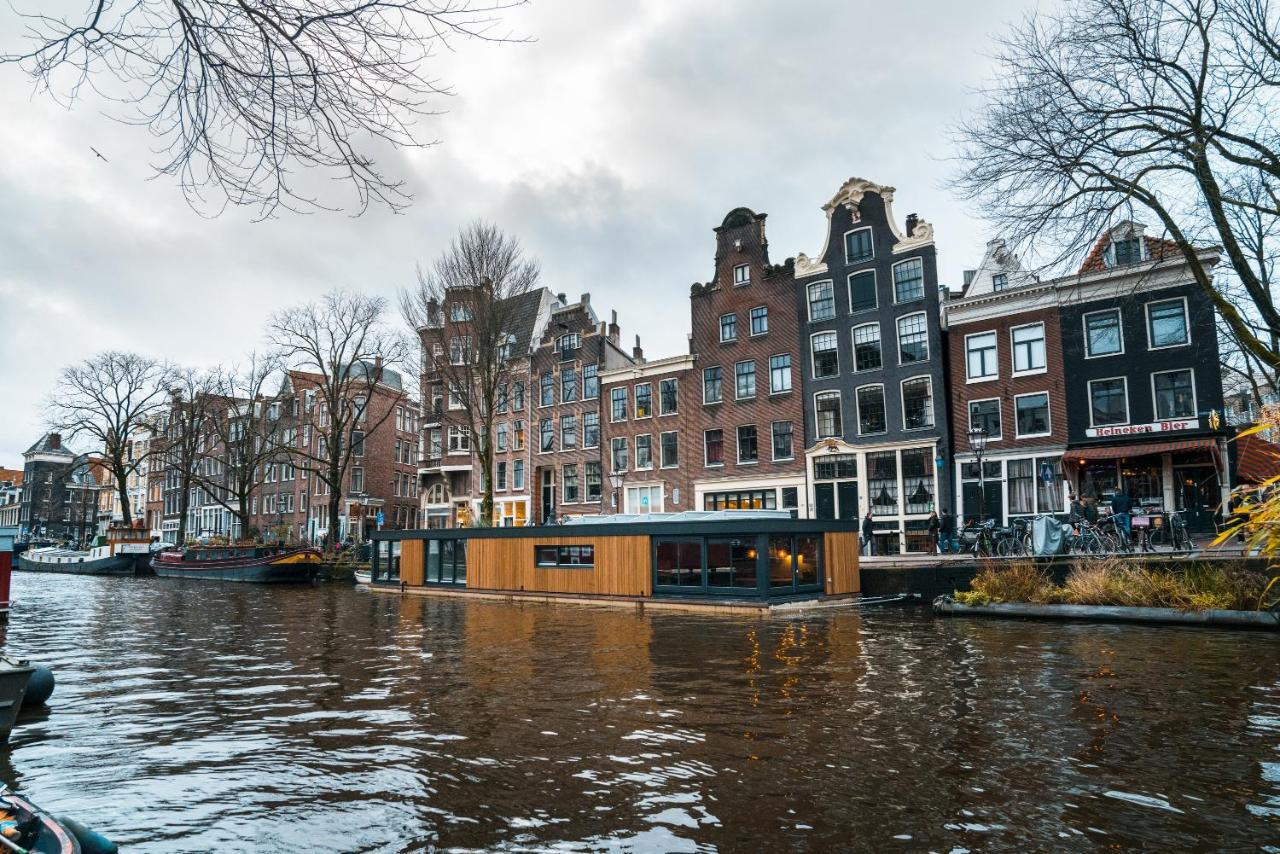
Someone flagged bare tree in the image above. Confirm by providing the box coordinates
[401,220,539,526]
[270,290,407,547]
[190,355,290,541]
[1,1,527,217]
[158,367,216,545]
[47,351,173,526]
[953,0,1280,372]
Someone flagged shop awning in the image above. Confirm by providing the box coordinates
[1065,438,1218,462]
[1236,434,1280,483]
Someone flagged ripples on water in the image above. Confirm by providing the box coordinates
[0,574,1277,851]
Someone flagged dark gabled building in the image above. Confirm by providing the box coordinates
[795,178,951,553]
[18,432,102,545]
[1057,223,1229,531]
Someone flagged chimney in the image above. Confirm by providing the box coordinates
[962,270,976,287]
[906,213,919,236]
[632,334,644,361]
[608,310,620,342]
[557,292,567,305]
[374,356,383,376]
[579,293,590,306]
[49,433,61,450]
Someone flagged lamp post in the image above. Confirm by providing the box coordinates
[608,469,627,515]
[967,426,989,525]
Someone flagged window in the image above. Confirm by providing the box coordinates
[611,437,628,472]
[561,414,578,448]
[583,412,599,448]
[868,451,898,516]
[1015,392,1051,437]
[496,422,508,452]
[635,434,653,469]
[585,462,602,501]
[449,336,471,365]
[737,425,758,463]
[704,429,724,466]
[966,332,998,380]
[1011,323,1046,373]
[513,382,525,410]
[769,354,792,393]
[735,361,756,399]
[539,418,554,452]
[703,366,722,404]
[635,383,653,418]
[893,258,925,303]
[902,449,934,515]
[540,371,554,406]
[497,461,508,491]
[450,303,473,322]
[750,306,768,336]
[901,377,934,429]
[808,280,835,321]
[1153,369,1196,419]
[1112,237,1143,266]
[857,385,887,435]
[583,364,599,400]
[351,430,365,457]
[812,332,839,378]
[1089,378,1129,426]
[659,378,678,414]
[704,491,778,512]
[720,314,737,342]
[1147,299,1189,348]
[447,426,470,453]
[514,459,525,490]
[610,387,627,421]
[661,432,679,468]
[733,263,750,286]
[969,399,1001,440]
[1008,459,1034,515]
[844,227,873,263]
[351,467,364,493]
[534,544,595,568]
[853,323,881,372]
[815,392,842,438]
[556,332,580,357]
[562,465,579,503]
[1084,309,1123,357]
[561,368,578,402]
[992,273,1008,291]
[772,421,793,461]
[513,420,526,450]
[897,313,928,364]
[848,270,876,314]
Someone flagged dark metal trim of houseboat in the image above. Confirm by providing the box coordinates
[370,518,864,541]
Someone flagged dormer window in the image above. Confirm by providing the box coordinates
[992,273,1008,291]
[1112,237,1143,266]
[733,264,750,287]
[844,228,873,264]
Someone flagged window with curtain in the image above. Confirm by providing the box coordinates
[868,451,898,516]
[902,449,933,514]
[704,429,723,465]
[1008,458,1034,514]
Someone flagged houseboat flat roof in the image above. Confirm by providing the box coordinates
[372,516,863,540]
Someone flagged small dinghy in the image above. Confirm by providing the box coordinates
[353,568,372,585]
[0,785,117,853]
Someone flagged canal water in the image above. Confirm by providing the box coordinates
[0,574,1277,851]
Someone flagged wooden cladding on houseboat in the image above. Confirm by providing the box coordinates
[400,540,425,586]
[466,535,651,597]
[823,532,861,595]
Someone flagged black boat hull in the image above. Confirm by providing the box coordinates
[16,554,137,577]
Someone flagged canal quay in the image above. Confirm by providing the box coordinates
[0,573,1272,851]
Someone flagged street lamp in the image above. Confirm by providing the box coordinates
[608,469,627,515]
[968,426,989,525]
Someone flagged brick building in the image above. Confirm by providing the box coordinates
[18,433,103,545]
[688,209,805,514]
[945,239,1068,525]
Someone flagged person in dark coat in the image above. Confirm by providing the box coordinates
[861,512,875,556]
[938,508,957,554]
[1110,490,1133,543]
[927,511,940,554]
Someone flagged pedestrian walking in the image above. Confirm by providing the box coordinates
[927,510,940,554]
[861,511,875,556]
[1110,490,1134,545]
[938,508,957,555]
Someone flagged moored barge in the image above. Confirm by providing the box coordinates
[17,527,151,577]
[152,546,321,583]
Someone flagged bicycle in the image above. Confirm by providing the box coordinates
[995,518,1031,557]
[1066,520,1109,555]
[961,520,998,558]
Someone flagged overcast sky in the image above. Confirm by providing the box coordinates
[0,0,1036,464]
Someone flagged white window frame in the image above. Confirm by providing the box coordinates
[736,424,759,465]
[634,433,653,471]
[899,375,934,432]
[1087,376,1130,428]
[703,428,725,468]
[967,397,1002,442]
[855,383,888,437]
[810,331,839,379]
[659,431,679,469]
[843,226,874,264]
[813,391,842,439]
[734,360,756,400]
[807,280,836,322]
[719,313,737,343]
[749,305,769,337]
[964,331,999,382]
[891,257,925,304]
[768,353,792,395]
[1151,368,1199,421]
[770,420,795,462]
[847,269,877,314]
[1082,308,1125,359]
[1013,391,1053,439]
[733,263,750,287]
[1145,297,1191,350]
[1009,322,1047,376]
[851,322,882,373]
[702,366,723,405]
[896,311,929,366]
[634,382,653,419]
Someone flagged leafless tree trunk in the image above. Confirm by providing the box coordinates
[161,367,215,545]
[953,0,1280,373]
[400,220,539,526]
[270,290,406,547]
[46,351,174,527]
[190,355,289,541]
[1,1,527,217]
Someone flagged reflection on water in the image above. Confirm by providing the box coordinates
[1,574,1277,851]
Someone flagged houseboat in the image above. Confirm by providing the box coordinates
[368,511,861,604]
[16,527,151,576]
[151,545,321,583]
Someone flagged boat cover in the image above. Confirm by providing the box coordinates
[1031,515,1068,556]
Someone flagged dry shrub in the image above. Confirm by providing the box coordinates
[1059,560,1270,611]
[966,559,1058,604]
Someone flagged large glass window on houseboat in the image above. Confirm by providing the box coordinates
[706,538,758,589]
[768,535,821,590]
[902,449,934,515]
[868,451,898,517]
[655,541,702,587]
